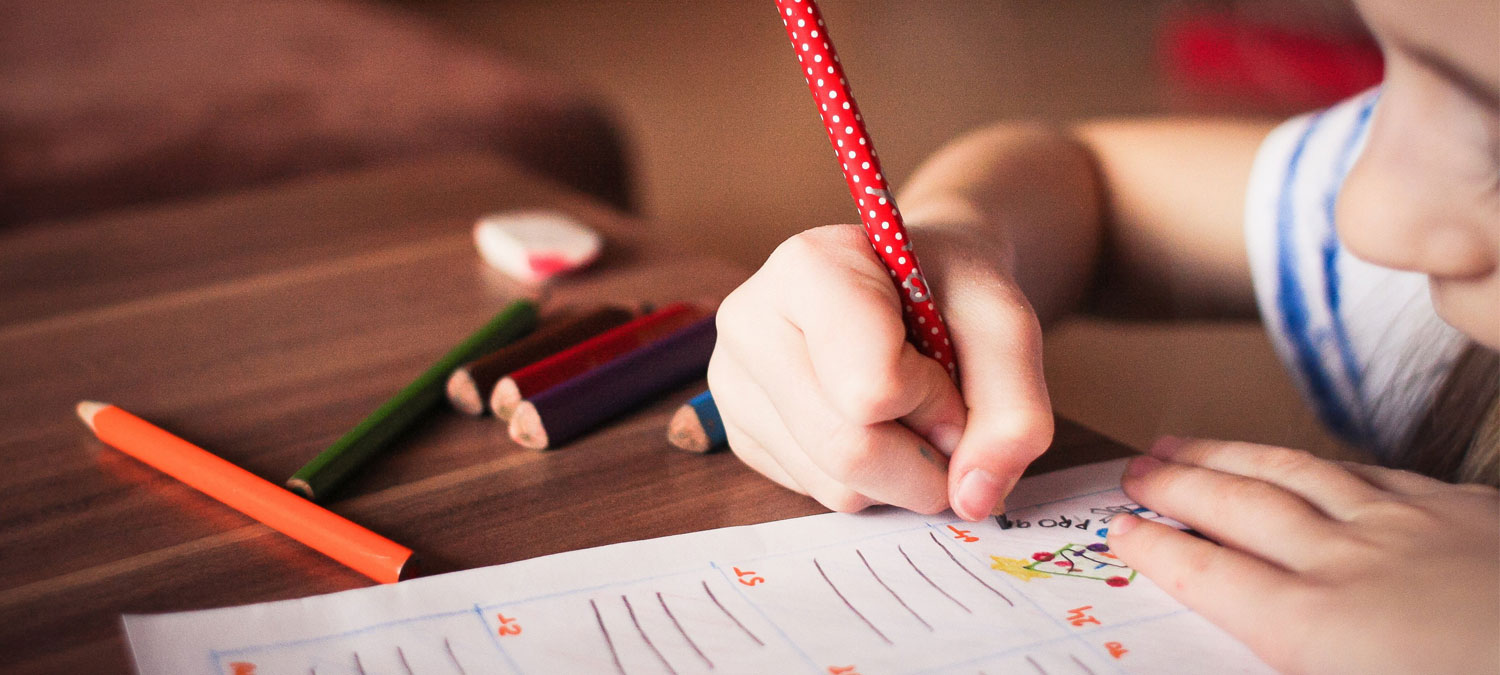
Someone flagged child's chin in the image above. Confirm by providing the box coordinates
[1429,277,1500,349]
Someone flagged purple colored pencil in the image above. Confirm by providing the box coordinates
[508,315,717,449]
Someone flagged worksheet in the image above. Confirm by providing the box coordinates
[124,460,1271,674]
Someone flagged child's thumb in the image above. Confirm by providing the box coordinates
[941,283,1054,521]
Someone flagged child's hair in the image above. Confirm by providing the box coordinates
[1403,344,1499,486]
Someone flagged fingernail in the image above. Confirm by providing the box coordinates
[929,423,962,456]
[1150,435,1186,458]
[1124,455,1163,478]
[1109,513,1139,537]
[955,469,1002,521]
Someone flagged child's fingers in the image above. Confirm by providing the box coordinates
[720,415,806,496]
[775,225,968,431]
[708,350,878,513]
[1149,438,1383,520]
[1337,461,1452,495]
[1119,456,1337,570]
[751,322,951,514]
[890,345,967,459]
[940,277,1054,520]
[709,352,804,494]
[715,258,886,513]
[1107,513,1303,667]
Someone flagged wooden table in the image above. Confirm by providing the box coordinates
[0,154,1130,674]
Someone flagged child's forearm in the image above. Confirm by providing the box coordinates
[897,123,1101,324]
[898,119,1274,323]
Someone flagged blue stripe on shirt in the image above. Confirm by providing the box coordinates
[1276,111,1361,441]
[1319,93,1380,442]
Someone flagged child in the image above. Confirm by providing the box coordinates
[707,0,1497,672]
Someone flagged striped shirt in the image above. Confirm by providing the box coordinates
[1244,89,1468,460]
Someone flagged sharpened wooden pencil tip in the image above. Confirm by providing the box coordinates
[667,404,710,453]
[286,478,316,500]
[76,400,108,431]
[445,368,485,416]
[490,377,521,420]
[508,402,548,450]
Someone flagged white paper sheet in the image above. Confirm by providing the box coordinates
[124,459,1271,674]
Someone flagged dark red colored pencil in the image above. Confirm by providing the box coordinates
[508,315,717,450]
[489,303,702,419]
[445,306,635,415]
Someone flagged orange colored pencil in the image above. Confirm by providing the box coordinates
[76,401,414,584]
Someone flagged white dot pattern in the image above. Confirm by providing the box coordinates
[775,0,956,375]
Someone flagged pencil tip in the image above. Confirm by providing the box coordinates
[445,369,484,416]
[286,478,316,500]
[490,378,521,420]
[667,404,709,453]
[508,403,548,450]
[75,400,107,431]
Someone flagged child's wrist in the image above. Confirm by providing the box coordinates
[900,197,983,235]
[908,217,1019,279]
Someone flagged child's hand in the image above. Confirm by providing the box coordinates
[708,223,1054,519]
[1109,438,1500,675]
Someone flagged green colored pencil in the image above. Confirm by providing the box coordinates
[288,299,538,500]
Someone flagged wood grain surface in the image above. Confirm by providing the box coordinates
[0,153,1132,674]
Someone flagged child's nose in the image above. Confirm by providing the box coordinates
[1336,137,1497,281]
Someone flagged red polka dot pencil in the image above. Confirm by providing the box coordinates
[773,0,957,375]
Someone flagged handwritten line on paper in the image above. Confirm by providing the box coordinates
[927,532,1013,606]
[899,543,971,614]
[591,598,625,675]
[702,579,764,647]
[856,549,932,631]
[657,591,714,669]
[814,557,892,645]
[622,593,677,675]
[442,637,467,675]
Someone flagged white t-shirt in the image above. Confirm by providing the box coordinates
[1244,89,1468,461]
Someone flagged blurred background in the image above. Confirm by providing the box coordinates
[412,0,1374,266]
[4,0,1382,458]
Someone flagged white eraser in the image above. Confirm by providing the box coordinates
[473,210,603,283]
